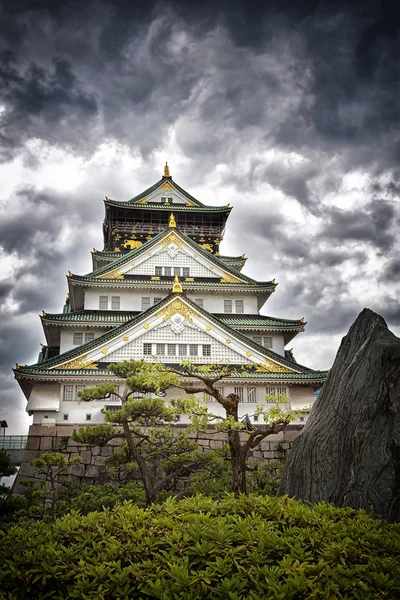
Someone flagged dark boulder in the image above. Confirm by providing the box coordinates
[278,308,400,522]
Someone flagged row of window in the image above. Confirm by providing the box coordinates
[205,386,287,403]
[253,336,273,349]
[143,343,211,357]
[97,295,246,313]
[63,413,92,421]
[155,266,190,277]
[62,384,287,403]
[63,385,120,402]
[99,296,121,310]
[73,332,95,345]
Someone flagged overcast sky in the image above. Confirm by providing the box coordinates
[0,0,399,433]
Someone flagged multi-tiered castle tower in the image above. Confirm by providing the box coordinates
[15,164,326,428]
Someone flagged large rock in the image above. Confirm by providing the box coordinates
[278,308,400,522]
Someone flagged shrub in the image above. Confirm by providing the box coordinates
[1,494,400,599]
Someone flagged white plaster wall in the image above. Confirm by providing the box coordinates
[27,382,61,412]
[126,250,217,278]
[83,288,258,314]
[187,293,258,314]
[60,328,109,353]
[239,331,285,356]
[84,289,167,311]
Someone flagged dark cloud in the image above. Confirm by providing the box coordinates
[0,0,400,432]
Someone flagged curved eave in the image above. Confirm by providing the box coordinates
[80,228,263,285]
[105,200,231,213]
[19,294,313,377]
[15,368,328,384]
[68,276,276,291]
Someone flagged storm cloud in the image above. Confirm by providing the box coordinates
[0,0,399,432]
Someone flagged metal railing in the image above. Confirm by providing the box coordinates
[0,435,28,450]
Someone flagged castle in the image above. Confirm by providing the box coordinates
[14,164,326,428]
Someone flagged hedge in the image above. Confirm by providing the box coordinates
[1,494,400,599]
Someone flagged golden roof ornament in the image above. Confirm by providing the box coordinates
[164,162,170,177]
[169,213,177,228]
[172,275,183,294]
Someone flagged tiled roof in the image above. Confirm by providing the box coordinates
[42,311,139,323]
[18,294,317,377]
[74,227,273,287]
[106,200,230,212]
[217,315,305,328]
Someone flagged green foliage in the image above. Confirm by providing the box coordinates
[68,482,146,514]
[72,423,118,446]
[78,381,118,402]
[0,449,17,479]
[1,494,399,599]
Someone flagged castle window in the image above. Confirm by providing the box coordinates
[224,300,232,313]
[246,387,256,403]
[156,343,165,356]
[153,297,162,305]
[109,386,120,402]
[85,332,94,343]
[63,385,74,401]
[263,336,273,349]
[194,299,203,308]
[234,387,244,402]
[86,414,92,421]
[178,344,187,355]
[141,297,151,311]
[73,333,83,345]
[235,300,244,313]
[189,344,198,356]
[202,345,211,357]
[182,267,190,277]
[174,267,181,276]
[111,296,120,310]
[276,386,287,399]
[143,343,152,355]
[161,197,167,204]
[167,344,176,356]
[164,267,172,276]
[253,336,262,345]
[99,296,108,310]
[168,197,173,203]
[155,266,162,276]
[76,385,85,400]
[253,415,259,422]
[63,414,68,421]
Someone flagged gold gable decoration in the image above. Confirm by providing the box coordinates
[169,213,177,228]
[161,232,184,248]
[58,355,98,370]
[156,298,194,323]
[172,275,183,293]
[255,362,293,374]
[220,273,241,283]
[99,268,124,279]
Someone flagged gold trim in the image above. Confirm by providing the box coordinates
[101,348,108,354]
[220,273,241,283]
[169,213,177,228]
[161,232,184,249]
[162,181,173,191]
[138,199,148,204]
[123,336,129,341]
[59,355,98,370]
[151,276,160,281]
[122,240,142,250]
[226,339,231,344]
[156,298,194,323]
[143,324,150,329]
[164,162,170,177]
[99,268,124,279]
[255,362,292,373]
[246,351,252,357]
[185,277,194,282]
[42,311,47,317]
[206,325,211,331]
[172,275,183,293]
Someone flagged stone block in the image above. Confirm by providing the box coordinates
[208,432,227,442]
[56,426,76,436]
[209,440,223,449]
[40,436,54,450]
[260,441,270,451]
[71,463,85,477]
[92,456,106,467]
[26,436,40,450]
[80,451,92,465]
[252,451,263,459]
[17,462,36,478]
[21,450,41,463]
[283,429,301,442]
[109,438,123,446]
[91,446,101,456]
[85,465,100,478]
[197,439,210,446]
[101,446,113,457]
[262,451,275,459]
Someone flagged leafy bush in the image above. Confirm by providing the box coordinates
[1,494,400,599]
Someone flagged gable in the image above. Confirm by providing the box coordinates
[94,231,244,283]
[51,296,297,373]
[136,181,194,206]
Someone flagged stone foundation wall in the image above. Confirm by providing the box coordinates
[13,424,303,494]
